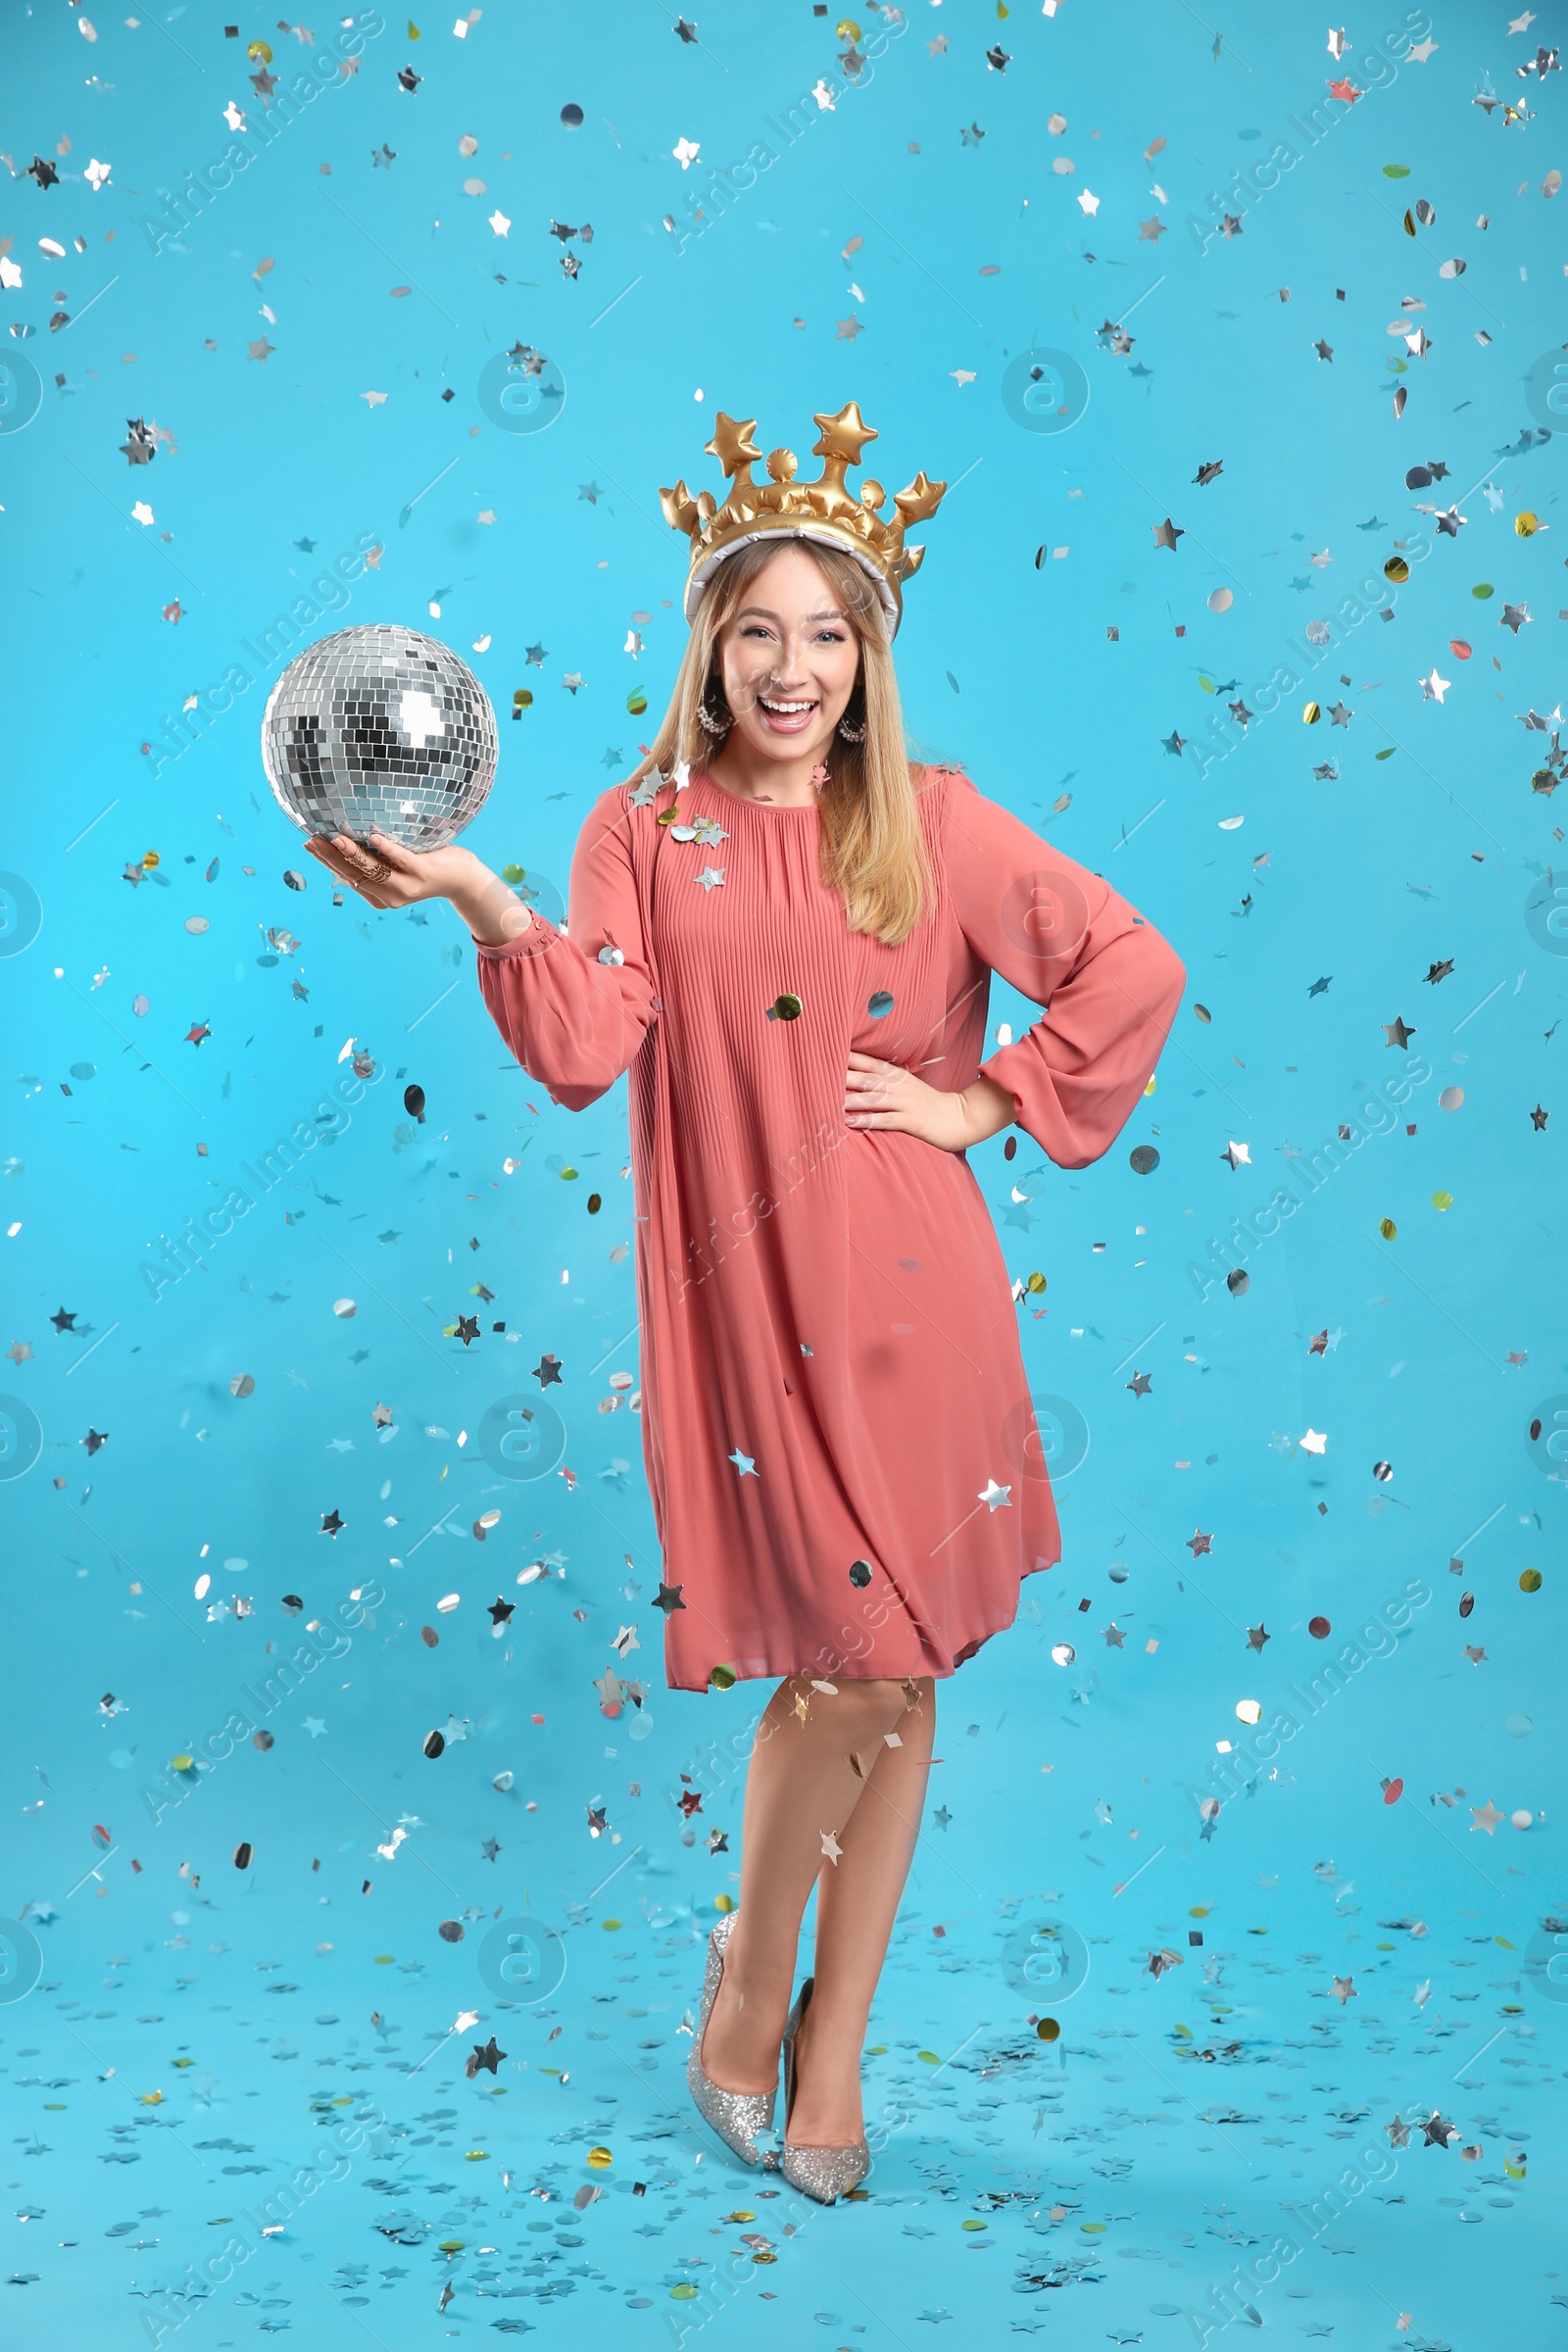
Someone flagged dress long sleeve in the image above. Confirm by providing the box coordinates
[941,768,1186,1166]
[471,787,658,1112]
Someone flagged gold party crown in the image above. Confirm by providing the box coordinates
[661,402,946,638]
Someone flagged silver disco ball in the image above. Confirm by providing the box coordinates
[260,623,498,852]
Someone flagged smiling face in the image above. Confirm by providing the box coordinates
[709,542,864,770]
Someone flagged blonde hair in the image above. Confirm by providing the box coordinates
[626,538,934,948]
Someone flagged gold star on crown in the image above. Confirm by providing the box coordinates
[660,402,947,638]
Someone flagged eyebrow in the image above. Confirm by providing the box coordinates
[735,605,846,622]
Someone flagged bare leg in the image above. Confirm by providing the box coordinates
[698,1673,913,2096]
[788,1675,936,2145]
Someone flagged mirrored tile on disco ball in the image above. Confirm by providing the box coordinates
[260,623,499,852]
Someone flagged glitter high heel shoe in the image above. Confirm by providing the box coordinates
[779,1976,870,2204]
[686,1912,780,2169]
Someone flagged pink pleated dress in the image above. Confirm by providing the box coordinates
[472,763,1185,1692]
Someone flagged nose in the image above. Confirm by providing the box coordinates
[761,646,812,690]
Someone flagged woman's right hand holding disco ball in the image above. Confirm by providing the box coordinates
[305,830,535,946]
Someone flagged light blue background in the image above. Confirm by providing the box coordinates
[2,2,1564,2346]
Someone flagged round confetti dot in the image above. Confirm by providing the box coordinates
[710,1664,736,1690]
[867,989,894,1017]
[1405,466,1433,489]
[1226,1267,1250,1297]
[1505,1713,1533,1738]
[1048,112,1066,133]
[1037,2016,1060,2040]
[1372,1460,1393,1482]
[1511,1810,1532,1830]
[70,1062,96,1080]
[1471,582,1494,600]
[405,1083,426,1119]
[1025,1270,1047,1293]
[424,1730,446,1758]
[233,1841,253,1869]
[1448,639,1472,660]
[1051,1642,1076,1666]
[1432,1191,1453,1211]
[332,1298,357,1318]
[626,689,648,714]
[194,1573,210,1599]
[253,1729,273,1751]
[849,1559,872,1588]
[420,1625,439,1647]
[561,103,584,126]
[438,1919,465,1942]
[1302,701,1321,724]
[1384,556,1410,584]
[513,688,533,710]
[1459,1592,1475,1618]
[1384,1778,1404,1804]
[229,1373,255,1398]
[1519,1569,1543,1592]
[1379,1217,1397,1240]
[714,1891,735,1912]
[588,2146,613,2169]
[132,994,149,1015]
[1108,1562,1128,1583]
[280,1594,303,1615]
[1207,588,1233,612]
[771,993,803,1021]
[1193,1003,1211,1023]
[1440,1086,1464,1110]
[1129,1144,1160,1173]
[183,915,210,934]
[1235,1698,1262,1725]
[1383,163,1410,177]
[1516,512,1539,537]
[1308,1615,1331,1639]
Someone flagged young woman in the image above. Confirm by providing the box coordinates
[306,403,1186,2204]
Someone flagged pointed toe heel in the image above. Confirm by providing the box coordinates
[779,1976,871,2205]
[686,1912,780,2169]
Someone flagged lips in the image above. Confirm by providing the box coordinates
[757,694,817,734]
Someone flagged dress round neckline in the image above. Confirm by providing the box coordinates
[694,763,822,814]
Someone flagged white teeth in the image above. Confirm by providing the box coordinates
[760,696,813,712]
